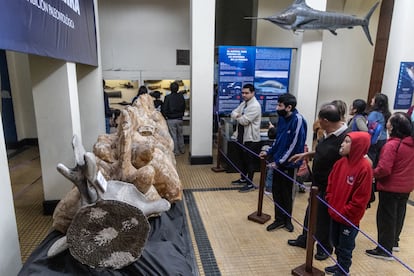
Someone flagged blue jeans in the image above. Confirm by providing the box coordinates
[265,166,273,191]
[105,117,110,134]
[331,220,358,274]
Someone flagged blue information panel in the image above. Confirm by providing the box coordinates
[394,62,414,110]
[217,46,292,115]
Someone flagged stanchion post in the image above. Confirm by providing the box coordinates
[291,186,324,276]
[211,124,226,172]
[248,157,271,224]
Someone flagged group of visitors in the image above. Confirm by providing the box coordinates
[230,85,414,276]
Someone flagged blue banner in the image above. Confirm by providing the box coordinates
[217,46,292,115]
[394,62,414,110]
[0,0,97,66]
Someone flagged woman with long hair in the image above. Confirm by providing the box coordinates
[348,99,368,132]
[367,93,391,167]
[366,112,414,260]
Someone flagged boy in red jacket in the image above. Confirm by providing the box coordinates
[325,132,373,275]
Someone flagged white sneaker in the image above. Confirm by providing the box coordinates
[392,246,400,252]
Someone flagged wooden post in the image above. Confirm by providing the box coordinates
[291,186,324,276]
[248,158,271,224]
[211,124,226,172]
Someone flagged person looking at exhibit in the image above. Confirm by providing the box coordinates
[260,93,307,232]
[288,103,349,261]
[366,112,414,260]
[230,83,262,193]
[348,99,368,132]
[162,82,186,155]
[132,85,148,104]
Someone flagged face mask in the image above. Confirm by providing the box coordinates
[277,109,288,117]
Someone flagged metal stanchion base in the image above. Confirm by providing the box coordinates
[211,167,226,172]
[291,264,324,276]
[247,211,271,224]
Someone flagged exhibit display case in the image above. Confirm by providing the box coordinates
[104,79,191,137]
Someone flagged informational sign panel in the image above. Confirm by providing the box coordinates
[394,62,414,110]
[0,0,97,66]
[217,46,292,115]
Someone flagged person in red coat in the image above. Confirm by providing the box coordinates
[325,132,373,275]
[366,112,414,260]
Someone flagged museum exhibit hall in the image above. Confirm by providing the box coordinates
[1,0,414,275]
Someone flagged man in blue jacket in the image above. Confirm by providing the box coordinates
[260,93,307,232]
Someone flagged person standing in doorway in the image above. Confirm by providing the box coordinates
[230,83,262,192]
[260,93,307,232]
[162,82,186,155]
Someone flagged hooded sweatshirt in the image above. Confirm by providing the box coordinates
[374,136,414,193]
[326,132,373,226]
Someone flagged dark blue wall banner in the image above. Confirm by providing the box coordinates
[0,0,97,66]
[394,62,414,110]
[217,46,292,115]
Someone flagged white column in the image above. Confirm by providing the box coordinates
[189,0,215,164]
[76,0,105,151]
[294,0,326,148]
[6,52,37,140]
[381,0,414,112]
[0,118,22,275]
[30,56,82,201]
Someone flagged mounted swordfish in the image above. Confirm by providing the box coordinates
[247,0,379,45]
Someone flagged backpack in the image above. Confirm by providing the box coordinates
[351,114,367,131]
[368,121,382,145]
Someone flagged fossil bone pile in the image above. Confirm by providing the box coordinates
[49,94,183,269]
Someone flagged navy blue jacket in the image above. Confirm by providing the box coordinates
[267,109,307,168]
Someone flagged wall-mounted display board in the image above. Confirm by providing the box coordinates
[394,62,414,110]
[217,46,292,115]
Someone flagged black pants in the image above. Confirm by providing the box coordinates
[236,141,261,182]
[297,190,333,254]
[272,167,295,223]
[367,139,386,168]
[377,191,409,252]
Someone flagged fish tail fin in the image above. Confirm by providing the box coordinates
[362,2,380,45]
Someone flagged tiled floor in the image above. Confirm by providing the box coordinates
[9,145,414,275]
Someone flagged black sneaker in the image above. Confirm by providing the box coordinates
[365,248,393,261]
[393,242,400,252]
[231,179,246,185]
[239,184,255,193]
[285,221,294,232]
[333,271,347,276]
[287,239,306,249]
[324,264,339,275]
[315,251,330,261]
[266,220,285,231]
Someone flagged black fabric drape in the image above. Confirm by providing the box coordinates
[19,201,196,276]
